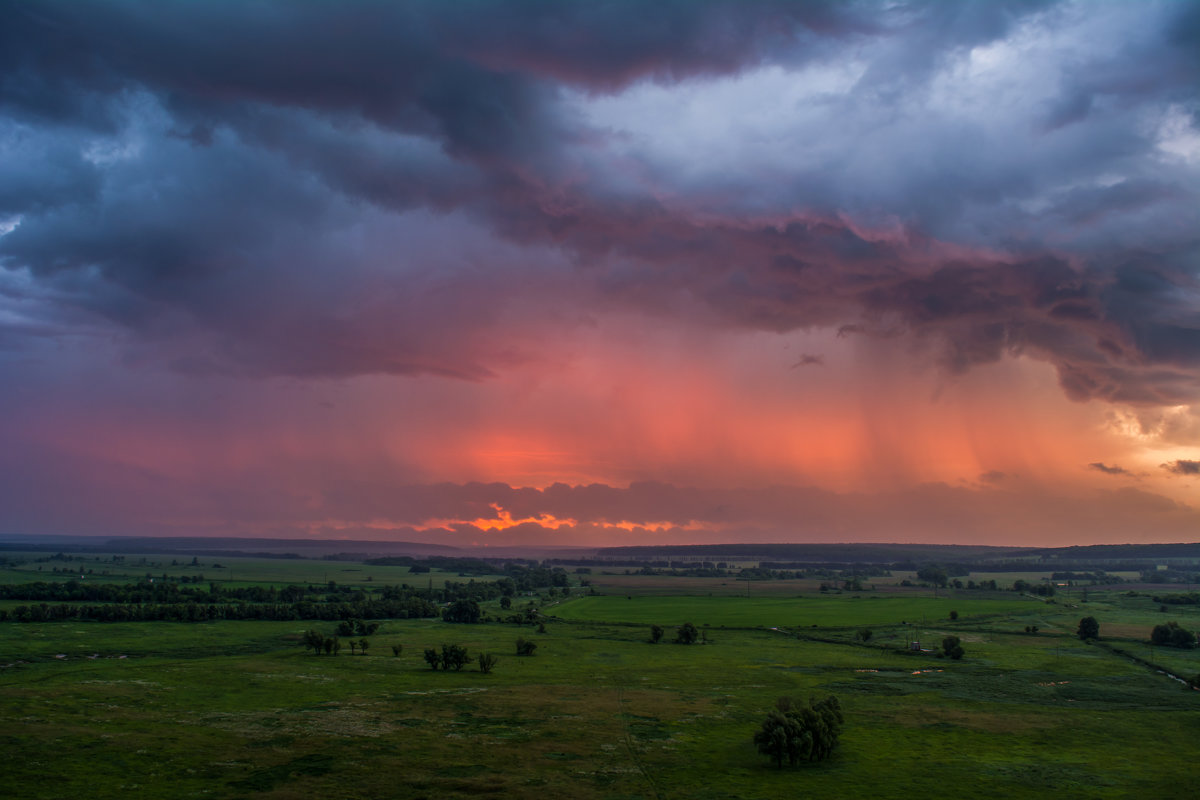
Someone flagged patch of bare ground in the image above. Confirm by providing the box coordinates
[1098,624,1152,640]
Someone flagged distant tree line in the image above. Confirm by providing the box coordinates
[364,559,571,591]
[0,597,439,623]
[1151,592,1200,606]
[0,579,367,604]
[0,563,577,624]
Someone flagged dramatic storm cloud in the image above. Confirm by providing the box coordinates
[1,0,1197,545]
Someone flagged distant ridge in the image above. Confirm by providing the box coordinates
[1006,542,1200,561]
[593,542,1016,563]
[594,541,1200,565]
[0,535,460,558]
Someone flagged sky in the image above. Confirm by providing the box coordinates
[1,0,1198,548]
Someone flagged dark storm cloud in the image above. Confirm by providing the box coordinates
[0,0,1197,403]
[1162,460,1200,476]
[1089,462,1131,477]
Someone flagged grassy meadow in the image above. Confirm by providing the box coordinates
[3,552,1199,799]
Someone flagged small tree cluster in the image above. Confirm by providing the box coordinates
[336,618,380,637]
[916,566,948,587]
[941,635,964,660]
[303,629,341,656]
[754,696,843,768]
[443,599,482,624]
[443,643,471,670]
[1151,621,1196,649]
[515,637,537,656]
[423,643,471,670]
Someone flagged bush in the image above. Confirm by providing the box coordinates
[515,637,537,656]
[441,643,471,671]
[423,648,441,670]
[676,621,699,644]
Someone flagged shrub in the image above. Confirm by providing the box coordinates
[942,635,964,660]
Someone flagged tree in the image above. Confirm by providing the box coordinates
[676,621,699,644]
[855,628,872,642]
[477,652,498,674]
[917,566,948,587]
[424,647,441,670]
[949,610,958,621]
[1077,616,1100,640]
[754,710,807,768]
[348,639,357,655]
[515,637,537,656]
[1151,621,1196,648]
[359,638,369,656]
[441,643,470,671]
[942,635,964,660]
[754,696,843,768]
[500,596,512,610]
[650,624,664,643]
[391,643,403,657]
[303,629,325,655]
[443,599,482,624]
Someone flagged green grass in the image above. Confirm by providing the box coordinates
[552,594,1040,628]
[3,554,1199,799]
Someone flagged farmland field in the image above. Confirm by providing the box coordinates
[551,594,1039,628]
[3,551,1199,799]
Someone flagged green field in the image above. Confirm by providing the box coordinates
[0,551,475,588]
[3,551,1199,799]
[551,594,1040,628]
